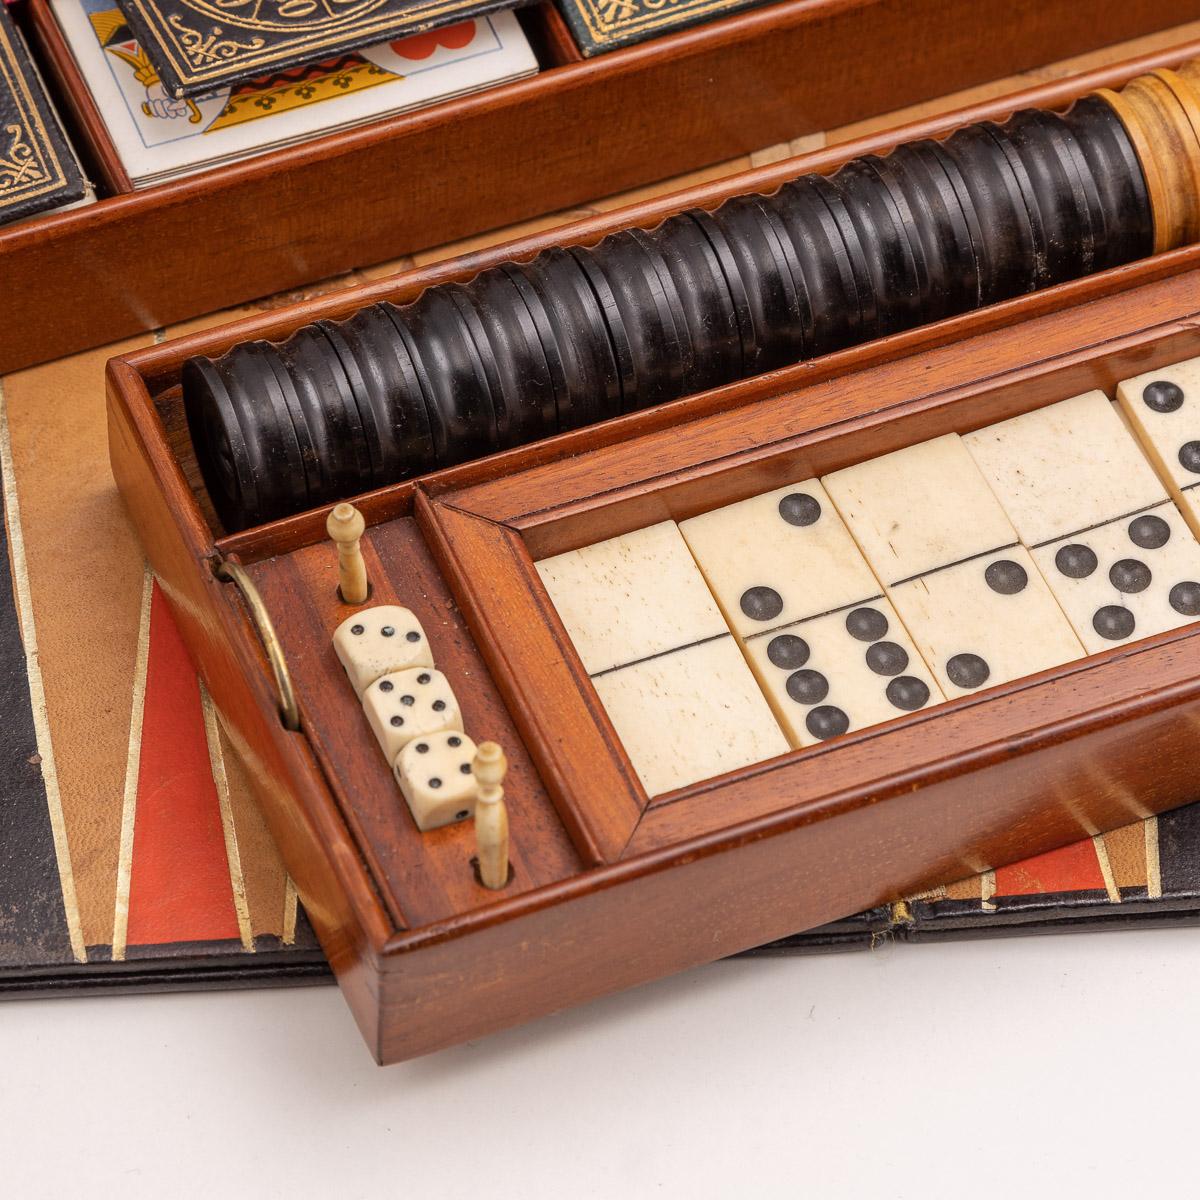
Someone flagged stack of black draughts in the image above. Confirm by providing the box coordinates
[185,96,1152,532]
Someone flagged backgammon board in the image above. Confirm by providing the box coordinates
[7,20,1200,998]
[0,334,325,993]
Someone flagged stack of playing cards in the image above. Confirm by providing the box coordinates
[50,0,537,188]
[113,0,528,99]
[0,3,92,226]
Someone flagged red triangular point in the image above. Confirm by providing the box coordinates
[994,837,1107,897]
[125,584,239,947]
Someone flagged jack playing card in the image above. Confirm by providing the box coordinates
[113,0,532,98]
[52,0,536,187]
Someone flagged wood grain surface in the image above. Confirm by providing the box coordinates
[109,246,1200,1060]
[118,30,1200,403]
[17,21,1181,1002]
[105,25,1200,1059]
[8,0,1200,371]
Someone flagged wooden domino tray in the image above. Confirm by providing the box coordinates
[5,0,1199,373]
[105,38,1200,1061]
[108,249,1200,1061]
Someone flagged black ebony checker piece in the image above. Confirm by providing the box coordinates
[185,93,1153,531]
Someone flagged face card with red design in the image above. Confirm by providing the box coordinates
[112,0,532,98]
[53,0,535,187]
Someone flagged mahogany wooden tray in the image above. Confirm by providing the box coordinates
[108,250,1200,1062]
[7,0,1199,374]
[105,32,1200,1058]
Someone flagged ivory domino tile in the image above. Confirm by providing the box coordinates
[741,605,940,745]
[538,521,787,796]
[536,521,729,675]
[592,636,791,796]
[678,481,882,637]
[680,481,941,745]
[966,392,1200,652]
[1116,358,1200,539]
[886,548,1084,696]
[824,434,1083,698]
[821,434,1016,583]
[963,391,1166,545]
[1029,503,1200,653]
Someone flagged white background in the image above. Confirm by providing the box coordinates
[2,927,1196,1198]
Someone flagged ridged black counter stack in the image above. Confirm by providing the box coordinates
[185,95,1151,531]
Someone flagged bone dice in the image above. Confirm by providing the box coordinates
[395,731,480,832]
[333,604,479,833]
[362,667,464,762]
[333,605,433,696]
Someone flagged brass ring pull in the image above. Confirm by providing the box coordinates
[215,559,301,732]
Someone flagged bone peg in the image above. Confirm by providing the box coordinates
[473,741,510,890]
[327,503,368,605]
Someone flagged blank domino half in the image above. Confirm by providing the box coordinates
[536,521,789,796]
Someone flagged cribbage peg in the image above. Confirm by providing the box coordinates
[327,502,369,605]
[473,741,510,890]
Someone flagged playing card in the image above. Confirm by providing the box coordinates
[113,0,530,97]
[0,3,90,226]
[53,0,536,187]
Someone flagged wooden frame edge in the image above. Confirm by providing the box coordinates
[116,34,1200,392]
[415,492,645,863]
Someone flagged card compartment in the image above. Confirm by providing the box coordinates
[7,0,1200,372]
[26,0,133,193]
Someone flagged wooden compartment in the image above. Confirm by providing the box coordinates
[7,0,1200,373]
[105,35,1200,1058]
[109,248,1200,1061]
[22,0,583,197]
